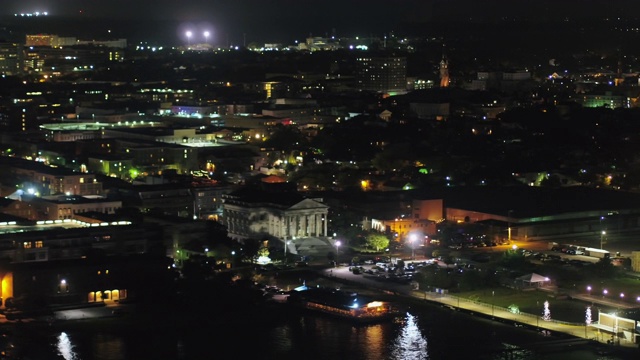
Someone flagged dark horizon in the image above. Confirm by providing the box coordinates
[3,1,640,47]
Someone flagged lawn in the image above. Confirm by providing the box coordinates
[458,287,611,323]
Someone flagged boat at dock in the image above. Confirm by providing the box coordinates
[287,284,401,324]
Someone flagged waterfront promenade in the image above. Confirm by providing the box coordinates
[318,265,640,351]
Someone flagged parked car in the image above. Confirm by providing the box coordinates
[270,290,290,302]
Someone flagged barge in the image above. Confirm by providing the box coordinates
[287,284,401,323]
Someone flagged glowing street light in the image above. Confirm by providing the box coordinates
[186,30,193,46]
[59,279,68,292]
[587,285,591,296]
[203,31,210,44]
[409,233,417,260]
[600,230,606,249]
[335,240,341,265]
[603,289,608,299]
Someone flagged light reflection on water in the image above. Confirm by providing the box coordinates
[390,312,429,360]
[56,332,78,360]
[6,306,636,360]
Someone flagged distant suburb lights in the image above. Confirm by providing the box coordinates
[15,11,49,17]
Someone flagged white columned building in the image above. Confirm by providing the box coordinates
[222,189,330,254]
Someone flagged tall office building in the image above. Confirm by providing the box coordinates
[0,43,23,75]
[355,56,407,95]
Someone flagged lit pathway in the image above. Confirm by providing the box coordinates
[321,266,637,349]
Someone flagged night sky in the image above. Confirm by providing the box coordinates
[6,0,640,20]
[3,1,640,45]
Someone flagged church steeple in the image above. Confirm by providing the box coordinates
[439,44,450,88]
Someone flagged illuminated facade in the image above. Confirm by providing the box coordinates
[25,34,58,47]
[0,221,167,309]
[580,92,629,109]
[222,189,329,242]
[0,156,103,196]
[439,56,449,88]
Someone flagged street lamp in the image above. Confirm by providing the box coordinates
[335,240,341,265]
[283,240,291,263]
[186,30,193,47]
[59,279,68,292]
[203,30,210,44]
[603,289,608,299]
[507,210,513,242]
[600,230,606,249]
[587,285,592,297]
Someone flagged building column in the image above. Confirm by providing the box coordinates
[323,212,328,236]
[314,214,320,236]
[302,214,308,237]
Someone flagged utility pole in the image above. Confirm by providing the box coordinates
[507,210,514,243]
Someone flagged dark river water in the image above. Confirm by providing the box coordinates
[2,301,636,360]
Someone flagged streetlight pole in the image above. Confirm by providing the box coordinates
[409,234,416,260]
[536,301,539,328]
[186,30,192,48]
[335,240,341,266]
[492,290,495,317]
[507,210,513,243]
[283,240,290,263]
[600,230,606,250]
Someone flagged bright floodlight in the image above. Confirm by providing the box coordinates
[186,31,193,38]
[204,31,210,38]
[335,240,341,247]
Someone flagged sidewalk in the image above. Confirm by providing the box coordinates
[408,290,638,348]
[319,266,639,350]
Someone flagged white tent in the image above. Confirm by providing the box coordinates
[515,273,549,287]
